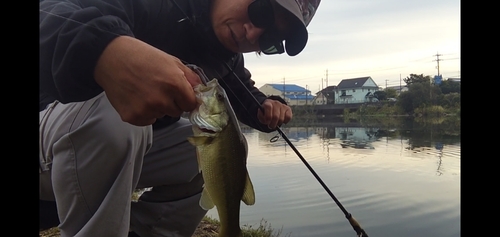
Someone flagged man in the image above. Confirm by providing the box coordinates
[39,0,321,236]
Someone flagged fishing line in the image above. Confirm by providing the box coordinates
[221,62,369,237]
[167,0,369,233]
[40,3,368,236]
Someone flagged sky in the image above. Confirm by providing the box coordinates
[242,0,461,94]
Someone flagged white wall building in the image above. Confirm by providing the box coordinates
[335,77,380,104]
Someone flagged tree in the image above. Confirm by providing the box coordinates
[437,92,460,108]
[403,74,432,86]
[439,80,461,94]
[384,88,398,98]
[408,83,430,108]
[374,90,387,101]
[397,91,414,114]
[398,77,445,114]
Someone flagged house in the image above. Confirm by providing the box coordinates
[259,84,314,105]
[385,85,408,96]
[313,85,337,105]
[336,127,379,149]
[334,77,380,104]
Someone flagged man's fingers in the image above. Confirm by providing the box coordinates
[179,63,202,87]
[258,101,279,129]
[284,107,292,124]
[257,99,293,129]
[258,102,272,124]
[172,74,199,112]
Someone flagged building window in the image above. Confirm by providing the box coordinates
[352,89,356,92]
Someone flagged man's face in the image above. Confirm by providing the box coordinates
[210,0,293,54]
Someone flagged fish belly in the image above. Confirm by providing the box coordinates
[199,123,248,237]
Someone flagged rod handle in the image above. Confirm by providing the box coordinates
[346,213,369,237]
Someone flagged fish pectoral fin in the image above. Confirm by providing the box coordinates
[199,188,215,210]
[187,136,214,146]
[196,150,202,172]
[241,171,255,205]
[187,136,213,173]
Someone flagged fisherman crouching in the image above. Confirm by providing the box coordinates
[39,0,321,236]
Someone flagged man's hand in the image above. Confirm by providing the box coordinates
[94,36,202,126]
[257,99,293,129]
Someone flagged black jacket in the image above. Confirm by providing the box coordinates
[40,0,285,132]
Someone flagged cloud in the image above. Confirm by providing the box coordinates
[244,0,460,93]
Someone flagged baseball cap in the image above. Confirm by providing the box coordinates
[275,0,321,56]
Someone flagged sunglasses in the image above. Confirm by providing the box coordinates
[248,0,285,55]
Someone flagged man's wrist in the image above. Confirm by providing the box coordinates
[267,95,288,105]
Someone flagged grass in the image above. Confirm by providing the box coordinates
[194,216,289,237]
[40,216,289,237]
[241,218,289,237]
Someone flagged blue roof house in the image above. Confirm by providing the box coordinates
[259,84,314,106]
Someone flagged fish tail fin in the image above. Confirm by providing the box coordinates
[199,188,215,210]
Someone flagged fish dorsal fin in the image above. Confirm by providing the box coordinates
[199,188,215,210]
[241,171,255,205]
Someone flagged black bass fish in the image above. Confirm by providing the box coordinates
[188,79,255,237]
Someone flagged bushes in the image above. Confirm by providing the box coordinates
[357,103,405,116]
[414,105,446,117]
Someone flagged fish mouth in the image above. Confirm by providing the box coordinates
[190,113,222,134]
[200,127,217,134]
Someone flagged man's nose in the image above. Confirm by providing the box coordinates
[245,23,266,44]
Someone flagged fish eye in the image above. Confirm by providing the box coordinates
[216,92,224,101]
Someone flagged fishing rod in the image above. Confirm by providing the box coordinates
[40,2,368,235]
[166,1,369,235]
[220,62,369,237]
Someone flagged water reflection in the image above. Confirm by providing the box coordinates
[436,145,444,176]
[254,126,316,149]
[241,116,460,176]
[340,127,378,149]
[215,117,460,237]
[310,116,460,150]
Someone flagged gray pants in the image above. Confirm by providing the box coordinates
[39,92,207,237]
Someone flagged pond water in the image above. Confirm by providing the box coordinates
[206,117,461,237]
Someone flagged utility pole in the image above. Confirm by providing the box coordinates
[305,84,308,106]
[325,69,328,88]
[431,52,442,108]
[434,52,443,76]
[282,77,286,102]
[318,85,323,105]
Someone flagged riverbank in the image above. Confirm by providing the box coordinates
[39,218,219,237]
[39,216,285,237]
